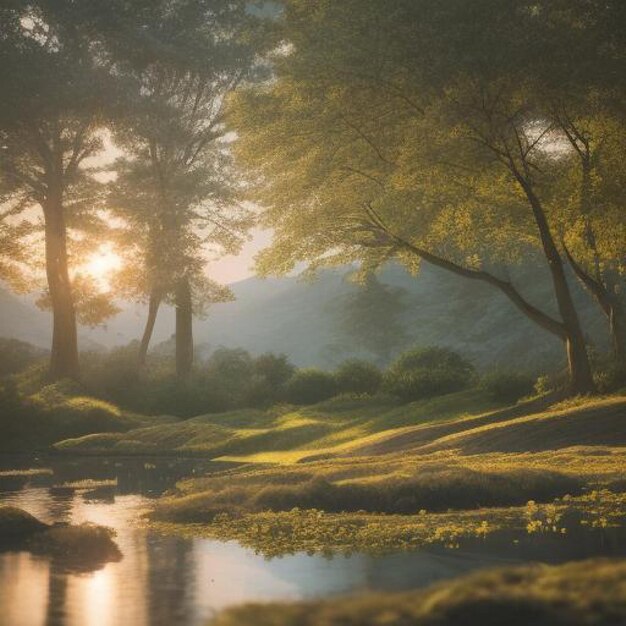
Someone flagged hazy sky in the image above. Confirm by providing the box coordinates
[93,134,272,286]
[206,228,272,284]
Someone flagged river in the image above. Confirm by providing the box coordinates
[0,455,624,626]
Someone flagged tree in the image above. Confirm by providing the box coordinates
[331,275,409,365]
[230,0,625,394]
[0,2,116,379]
[108,0,266,375]
[555,110,626,368]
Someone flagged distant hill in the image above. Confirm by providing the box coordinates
[0,263,608,372]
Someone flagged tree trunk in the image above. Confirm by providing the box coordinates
[563,246,626,370]
[43,195,79,381]
[519,180,595,394]
[138,290,161,366]
[609,300,626,369]
[175,277,193,377]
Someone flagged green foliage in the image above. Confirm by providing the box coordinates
[78,346,298,417]
[285,369,337,405]
[481,372,535,404]
[0,338,47,377]
[334,359,382,395]
[330,276,409,364]
[384,347,475,402]
[0,375,149,452]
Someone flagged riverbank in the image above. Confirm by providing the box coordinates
[144,393,626,555]
[210,558,626,626]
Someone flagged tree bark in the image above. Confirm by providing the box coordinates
[609,300,626,369]
[364,207,595,395]
[175,277,193,377]
[516,179,595,394]
[138,289,161,366]
[564,246,626,368]
[43,193,79,381]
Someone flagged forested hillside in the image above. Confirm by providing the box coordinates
[0,262,606,370]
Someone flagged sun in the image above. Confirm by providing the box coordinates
[82,244,122,292]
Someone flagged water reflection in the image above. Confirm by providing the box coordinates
[1,457,625,626]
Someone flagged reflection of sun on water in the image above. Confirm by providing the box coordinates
[81,244,122,292]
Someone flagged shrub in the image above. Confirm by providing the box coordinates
[0,338,47,377]
[481,372,535,403]
[593,362,626,394]
[335,360,382,395]
[246,353,296,407]
[253,353,295,388]
[285,369,337,405]
[384,347,475,402]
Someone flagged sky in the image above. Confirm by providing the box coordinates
[91,134,272,286]
[206,228,272,284]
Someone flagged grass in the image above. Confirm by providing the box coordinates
[144,393,626,555]
[27,523,122,571]
[209,559,626,626]
[150,489,626,557]
[151,468,584,521]
[59,479,117,489]
[53,392,626,465]
[0,468,53,477]
[53,389,505,456]
[1,384,177,451]
[20,388,626,558]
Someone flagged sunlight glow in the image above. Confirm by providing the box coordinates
[82,244,123,292]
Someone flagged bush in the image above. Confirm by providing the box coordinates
[0,338,47,377]
[285,369,337,405]
[253,353,295,388]
[384,347,474,402]
[481,372,535,403]
[246,353,296,408]
[335,360,382,395]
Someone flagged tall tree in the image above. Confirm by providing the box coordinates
[108,1,266,375]
[0,2,115,379]
[231,0,625,393]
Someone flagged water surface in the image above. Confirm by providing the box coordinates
[1,456,623,626]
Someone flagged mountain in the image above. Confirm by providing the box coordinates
[0,263,608,372]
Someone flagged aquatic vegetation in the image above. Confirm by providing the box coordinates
[0,506,122,572]
[149,489,626,557]
[59,478,117,489]
[27,523,122,572]
[210,559,626,626]
[0,468,53,477]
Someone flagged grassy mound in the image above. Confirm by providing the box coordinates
[152,467,583,522]
[0,506,48,537]
[210,559,626,626]
[1,380,176,451]
[27,523,122,571]
[54,389,502,456]
[0,506,121,572]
